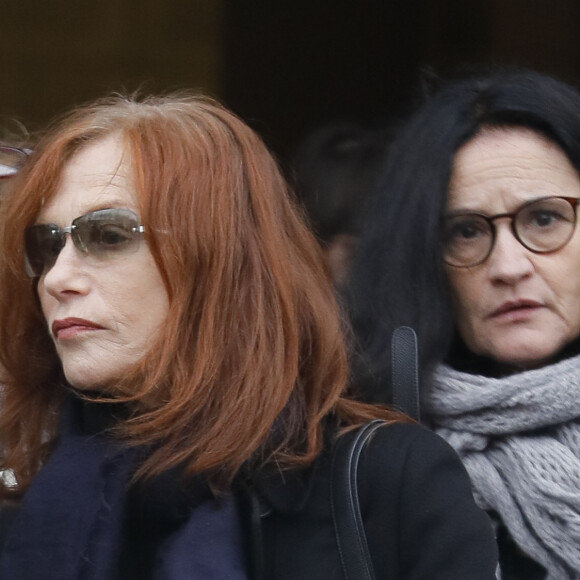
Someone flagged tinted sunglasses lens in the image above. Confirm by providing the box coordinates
[24,209,144,278]
[24,225,64,277]
[73,209,143,255]
[0,148,28,178]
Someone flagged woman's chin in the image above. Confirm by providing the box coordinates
[465,323,578,369]
[480,342,565,371]
[64,372,115,394]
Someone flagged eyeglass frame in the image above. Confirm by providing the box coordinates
[441,195,580,268]
[24,208,146,278]
[0,146,32,179]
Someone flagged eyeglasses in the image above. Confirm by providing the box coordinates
[24,208,145,278]
[0,147,31,178]
[442,196,580,268]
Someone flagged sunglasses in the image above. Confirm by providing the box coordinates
[24,208,145,278]
[0,147,31,178]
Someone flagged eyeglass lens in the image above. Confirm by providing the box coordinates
[442,196,578,267]
[0,147,30,178]
[24,208,145,277]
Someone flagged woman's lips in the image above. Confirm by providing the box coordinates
[488,300,544,322]
[51,317,104,339]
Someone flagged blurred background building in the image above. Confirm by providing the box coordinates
[1,0,578,164]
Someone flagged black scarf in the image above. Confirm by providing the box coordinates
[0,397,248,580]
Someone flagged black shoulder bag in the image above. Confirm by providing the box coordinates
[331,326,419,579]
[331,419,385,580]
[391,326,420,421]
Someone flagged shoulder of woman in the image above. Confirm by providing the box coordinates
[355,420,483,525]
[357,421,499,578]
[360,420,461,470]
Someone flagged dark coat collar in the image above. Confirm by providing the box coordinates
[247,425,336,515]
[251,459,318,515]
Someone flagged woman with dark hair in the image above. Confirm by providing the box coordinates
[0,94,496,579]
[348,68,580,579]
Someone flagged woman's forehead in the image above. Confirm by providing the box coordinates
[38,136,138,223]
[447,127,579,213]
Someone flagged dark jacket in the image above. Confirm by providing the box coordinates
[0,418,498,579]
[243,422,499,579]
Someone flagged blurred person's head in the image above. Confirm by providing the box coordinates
[292,123,390,286]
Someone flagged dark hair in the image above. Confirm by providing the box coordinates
[346,68,580,402]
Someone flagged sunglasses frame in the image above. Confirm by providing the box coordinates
[24,208,145,278]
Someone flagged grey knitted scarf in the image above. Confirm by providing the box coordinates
[427,355,580,580]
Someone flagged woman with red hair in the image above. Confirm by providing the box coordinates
[0,94,496,579]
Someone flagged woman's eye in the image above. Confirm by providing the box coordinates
[446,219,487,241]
[98,225,131,245]
[528,210,563,228]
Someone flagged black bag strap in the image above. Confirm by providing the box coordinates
[391,326,420,421]
[331,419,385,580]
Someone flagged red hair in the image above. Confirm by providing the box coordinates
[0,94,406,496]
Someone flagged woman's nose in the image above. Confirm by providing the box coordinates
[40,237,90,298]
[486,224,534,284]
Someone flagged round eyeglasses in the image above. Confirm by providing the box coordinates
[442,196,580,268]
[0,146,31,178]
